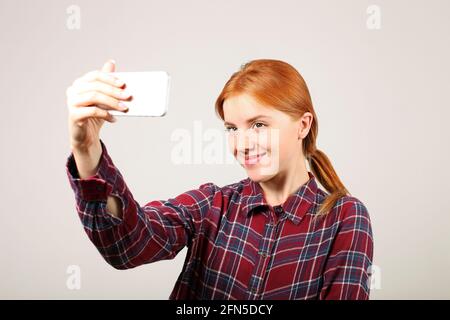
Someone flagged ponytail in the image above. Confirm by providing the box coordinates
[307,148,349,217]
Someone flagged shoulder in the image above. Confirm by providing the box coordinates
[314,186,370,219]
[162,179,247,212]
[181,178,248,200]
[318,193,371,225]
[336,195,369,213]
[332,195,372,235]
[197,177,248,198]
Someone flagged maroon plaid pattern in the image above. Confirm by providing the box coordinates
[66,139,373,300]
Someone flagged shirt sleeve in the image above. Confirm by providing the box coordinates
[65,139,220,270]
[319,198,374,300]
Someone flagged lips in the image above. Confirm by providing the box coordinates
[243,152,267,165]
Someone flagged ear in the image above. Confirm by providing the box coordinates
[297,112,313,140]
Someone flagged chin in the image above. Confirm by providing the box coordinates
[238,154,280,182]
[245,167,278,183]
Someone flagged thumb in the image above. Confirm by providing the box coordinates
[101,59,116,73]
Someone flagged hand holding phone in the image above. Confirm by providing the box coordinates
[67,60,170,157]
[107,71,170,117]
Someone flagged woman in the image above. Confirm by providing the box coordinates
[65,59,373,300]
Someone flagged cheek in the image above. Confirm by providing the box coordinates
[273,140,289,162]
[227,133,241,152]
[227,135,235,152]
[274,131,298,160]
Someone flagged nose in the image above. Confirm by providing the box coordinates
[235,129,258,155]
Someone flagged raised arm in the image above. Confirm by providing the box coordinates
[66,139,219,269]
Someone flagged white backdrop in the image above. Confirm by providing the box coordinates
[0,0,449,299]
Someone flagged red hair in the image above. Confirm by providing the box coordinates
[215,59,349,217]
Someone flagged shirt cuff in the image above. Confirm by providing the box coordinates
[66,139,115,202]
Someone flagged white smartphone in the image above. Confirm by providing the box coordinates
[107,71,170,117]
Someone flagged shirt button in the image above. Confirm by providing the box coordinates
[274,205,283,214]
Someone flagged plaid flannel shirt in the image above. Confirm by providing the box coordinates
[66,139,374,300]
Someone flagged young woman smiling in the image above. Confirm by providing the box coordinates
[66,58,373,300]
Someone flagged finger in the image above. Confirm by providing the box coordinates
[72,106,117,124]
[69,91,128,112]
[74,69,124,88]
[101,59,116,73]
[72,81,131,101]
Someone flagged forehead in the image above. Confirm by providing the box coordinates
[223,93,275,121]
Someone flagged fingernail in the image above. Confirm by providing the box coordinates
[118,101,129,111]
[109,59,116,65]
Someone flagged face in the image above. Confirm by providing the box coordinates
[223,93,312,182]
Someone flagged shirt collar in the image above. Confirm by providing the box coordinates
[240,171,318,225]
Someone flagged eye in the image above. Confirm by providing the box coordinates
[253,122,266,129]
[225,126,237,132]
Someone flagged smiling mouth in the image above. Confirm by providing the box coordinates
[243,152,267,165]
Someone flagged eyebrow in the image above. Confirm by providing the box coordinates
[224,115,271,127]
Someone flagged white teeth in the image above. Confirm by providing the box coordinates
[243,153,267,164]
[237,152,268,165]
[246,153,265,158]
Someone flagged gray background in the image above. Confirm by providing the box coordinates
[0,0,449,299]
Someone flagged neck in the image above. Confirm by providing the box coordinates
[259,154,310,207]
